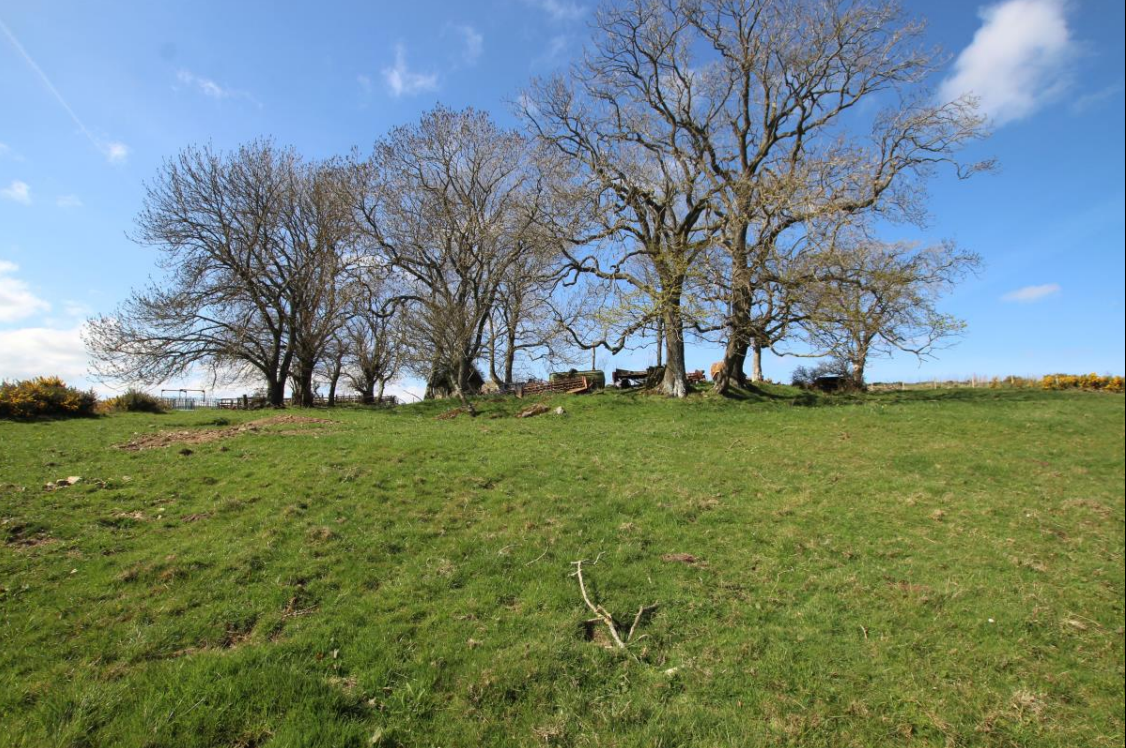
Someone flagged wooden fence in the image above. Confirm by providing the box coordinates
[162,394,397,410]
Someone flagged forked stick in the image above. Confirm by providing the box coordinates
[570,559,657,649]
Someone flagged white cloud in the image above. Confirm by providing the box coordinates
[381,45,439,97]
[939,0,1074,126]
[1002,283,1061,303]
[0,324,88,382]
[0,260,51,321]
[176,69,261,107]
[0,142,9,157]
[524,0,586,22]
[56,194,83,208]
[451,24,484,65]
[104,141,130,164]
[1,180,32,205]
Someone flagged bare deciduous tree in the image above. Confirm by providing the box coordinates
[356,106,552,414]
[522,0,722,397]
[281,159,361,407]
[86,141,301,406]
[664,0,991,392]
[802,236,981,385]
[341,267,405,404]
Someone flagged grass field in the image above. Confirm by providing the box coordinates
[2,387,1123,747]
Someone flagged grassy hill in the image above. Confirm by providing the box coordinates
[2,387,1123,747]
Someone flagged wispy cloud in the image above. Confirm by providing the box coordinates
[1070,81,1125,115]
[536,34,572,66]
[939,0,1074,126]
[176,69,261,107]
[62,300,92,318]
[1,180,31,205]
[0,142,9,158]
[523,0,586,22]
[1002,283,1061,303]
[381,44,439,97]
[450,24,484,65]
[56,194,83,208]
[0,17,130,163]
[0,260,51,322]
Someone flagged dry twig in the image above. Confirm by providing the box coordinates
[570,559,658,650]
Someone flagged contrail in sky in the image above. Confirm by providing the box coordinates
[0,15,129,163]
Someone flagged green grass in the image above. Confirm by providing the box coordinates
[1,387,1122,747]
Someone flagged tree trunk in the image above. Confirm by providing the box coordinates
[487,318,503,388]
[750,340,764,383]
[376,380,386,404]
[361,379,376,405]
[292,359,316,407]
[455,356,477,416]
[327,372,339,407]
[852,358,866,389]
[504,328,517,385]
[658,306,688,398]
[714,228,750,394]
[267,377,287,408]
[851,338,872,389]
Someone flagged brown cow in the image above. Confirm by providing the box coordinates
[710,361,725,380]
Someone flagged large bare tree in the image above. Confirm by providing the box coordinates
[280,158,361,406]
[355,106,551,414]
[86,141,300,405]
[521,0,723,397]
[340,262,405,404]
[588,0,991,392]
[86,142,364,407]
[802,235,980,384]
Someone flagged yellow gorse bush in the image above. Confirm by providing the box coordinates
[0,376,99,419]
[1040,373,1124,393]
[986,374,1122,391]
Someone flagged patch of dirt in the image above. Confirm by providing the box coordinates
[888,580,932,595]
[252,415,335,426]
[661,552,701,564]
[116,415,337,451]
[4,522,55,550]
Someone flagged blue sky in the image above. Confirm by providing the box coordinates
[1,0,1123,398]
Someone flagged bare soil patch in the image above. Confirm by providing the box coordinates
[116,415,336,451]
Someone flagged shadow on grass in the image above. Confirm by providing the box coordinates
[713,383,794,403]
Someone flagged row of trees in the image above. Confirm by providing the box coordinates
[87,0,990,404]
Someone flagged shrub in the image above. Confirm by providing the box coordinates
[0,376,98,420]
[101,389,169,414]
[1040,373,1124,392]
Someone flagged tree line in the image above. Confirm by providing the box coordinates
[87,0,991,407]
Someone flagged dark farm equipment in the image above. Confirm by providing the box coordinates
[612,367,707,388]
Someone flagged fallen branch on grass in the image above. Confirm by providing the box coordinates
[570,559,658,650]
